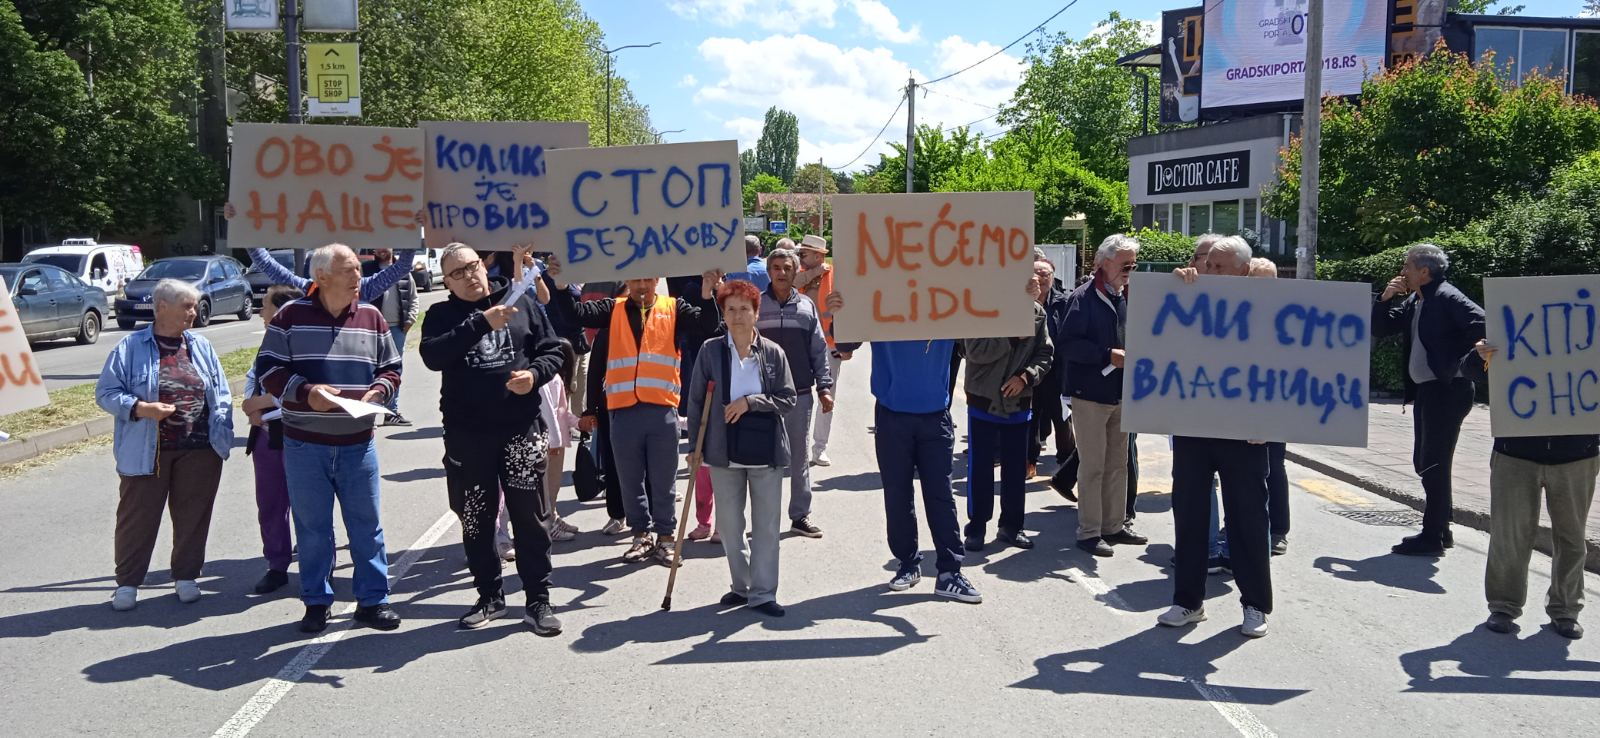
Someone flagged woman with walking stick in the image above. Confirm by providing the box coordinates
[684,279,798,616]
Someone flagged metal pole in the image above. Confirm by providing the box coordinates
[285,0,305,274]
[1295,0,1323,280]
[904,76,915,194]
[817,157,824,233]
[604,53,612,147]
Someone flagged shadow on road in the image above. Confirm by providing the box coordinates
[1313,554,1446,595]
[1400,627,1600,697]
[1013,625,1310,704]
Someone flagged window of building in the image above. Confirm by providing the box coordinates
[1243,198,1261,245]
[1214,200,1241,237]
[1186,203,1211,237]
[1575,31,1600,100]
[1475,26,1572,86]
[1474,27,1521,81]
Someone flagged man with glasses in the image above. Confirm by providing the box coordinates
[419,244,566,635]
[1058,235,1147,559]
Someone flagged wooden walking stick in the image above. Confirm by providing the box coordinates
[663,380,715,611]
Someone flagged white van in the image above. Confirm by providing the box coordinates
[22,239,144,295]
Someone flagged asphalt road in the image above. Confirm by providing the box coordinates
[0,343,1595,736]
[30,292,449,390]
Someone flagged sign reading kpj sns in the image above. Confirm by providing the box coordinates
[1484,275,1600,438]
[422,121,589,250]
[1120,273,1371,446]
[543,140,745,283]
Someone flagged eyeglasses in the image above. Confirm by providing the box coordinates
[1119,264,1138,273]
[445,259,483,282]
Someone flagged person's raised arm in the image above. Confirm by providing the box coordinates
[249,248,310,291]
[358,250,420,303]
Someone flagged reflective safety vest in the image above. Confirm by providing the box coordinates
[604,297,681,410]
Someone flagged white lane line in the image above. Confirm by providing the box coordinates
[1064,567,1135,612]
[213,511,458,738]
[1188,679,1278,738]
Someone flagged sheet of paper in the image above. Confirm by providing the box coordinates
[318,390,394,419]
[502,264,542,306]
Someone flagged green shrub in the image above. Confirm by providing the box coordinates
[1128,228,1195,264]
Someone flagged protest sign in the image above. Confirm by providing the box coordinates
[421,121,589,249]
[1483,275,1600,438]
[543,140,744,283]
[1120,272,1371,446]
[228,123,424,250]
[829,192,1036,343]
[0,279,49,418]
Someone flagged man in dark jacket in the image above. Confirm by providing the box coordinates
[420,244,566,636]
[1462,339,1594,640]
[961,302,1053,551]
[1059,235,1147,558]
[1372,243,1486,557]
[1030,257,1073,479]
[759,246,834,538]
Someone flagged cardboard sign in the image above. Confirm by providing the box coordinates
[1120,272,1371,446]
[1484,275,1600,438]
[421,121,589,249]
[228,123,424,250]
[543,140,745,283]
[0,279,49,418]
[830,192,1036,342]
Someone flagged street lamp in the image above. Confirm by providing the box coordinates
[654,128,686,143]
[589,41,660,146]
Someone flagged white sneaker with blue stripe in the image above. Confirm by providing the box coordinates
[935,572,982,604]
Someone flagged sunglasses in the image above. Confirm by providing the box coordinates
[445,259,483,281]
[1119,263,1138,273]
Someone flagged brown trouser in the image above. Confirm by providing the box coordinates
[115,448,225,587]
[1070,399,1129,541]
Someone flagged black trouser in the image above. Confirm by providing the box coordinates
[1412,378,1474,540]
[594,407,628,521]
[1171,436,1272,613]
[1267,442,1289,538]
[443,422,553,604]
[1029,388,1073,466]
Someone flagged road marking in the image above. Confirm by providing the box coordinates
[213,511,457,738]
[1292,477,1372,507]
[1064,566,1135,613]
[1188,679,1278,738]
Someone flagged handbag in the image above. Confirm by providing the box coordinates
[573,430,603,501]
[721,346,778,467]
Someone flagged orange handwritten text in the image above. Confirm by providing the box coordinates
[366,136,423,182]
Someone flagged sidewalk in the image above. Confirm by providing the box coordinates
[1285,400,1600,572]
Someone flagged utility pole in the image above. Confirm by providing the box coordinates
[904,75,916,193]
[1295,0,1324,280]
[285,0,305,273]
[816,157,825,234]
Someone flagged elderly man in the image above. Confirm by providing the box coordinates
[96,279,234,611]
[1158,235,1274,638]
[1372,243,1486,557]
[549,264,723,566]
[420,244,565,635]
[1058,235,1147,558]
[364,248,418,426]
[1031,257,1072,481]
[726,234,771,291]
[257,243,404,634]
[760,246,834,537]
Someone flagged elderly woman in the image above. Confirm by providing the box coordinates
[685,279,797,617]
[95,278,234,611]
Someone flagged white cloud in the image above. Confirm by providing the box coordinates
[850,0,920,43]
[668,0,838,32]
[679,73,699,87]
[691,33,1023,171]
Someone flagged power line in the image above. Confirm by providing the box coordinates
[921,87,999,111]
[823,93,907,171]
[922,0,1082,86]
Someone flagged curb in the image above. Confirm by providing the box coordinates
[1284,448,1600,575]
[0,377,248,468]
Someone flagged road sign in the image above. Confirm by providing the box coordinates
[225,0,279,31]
[769,220,787,234]
[742,216,767,233]
[307,43,361,117]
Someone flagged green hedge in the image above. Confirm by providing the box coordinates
[1129,228,1195,264]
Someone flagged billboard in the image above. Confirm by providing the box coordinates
[1159,6,1204,125]
[1200,0,1388,111]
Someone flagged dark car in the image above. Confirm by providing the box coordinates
[115,256,253,329]
[244,249,298,307]
[0,262,111,344]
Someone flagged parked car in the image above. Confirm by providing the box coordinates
[0,262,110,344]
[115,256,252,329]
[412,247,443,291]
[22,238,143,296]
[244,249,297,307]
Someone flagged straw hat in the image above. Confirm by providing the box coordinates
[797,234,829,253]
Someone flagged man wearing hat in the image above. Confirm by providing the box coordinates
[794,234,857,467]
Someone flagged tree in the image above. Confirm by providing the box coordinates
[754,107,800,184]
[1588,0,1600,17]
[1265,47,1600,257]
[832,170,855,194]
[739,149,758,185]
[1454,0,1526,13]
[743,173,787,214]
[791,162,838,195]
[855,124,984,194]
[999,12,1160,182]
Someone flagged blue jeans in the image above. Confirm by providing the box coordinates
[387,325,407,412]
[875,404,963,574]
[283,437,389,607]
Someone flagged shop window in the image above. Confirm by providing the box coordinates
[1186,203,1211,237]
[1214,200,1241,237]
[1242,198,1261,246]
[1575,32,1600,100]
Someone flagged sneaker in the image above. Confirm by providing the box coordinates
[1485,612,1516,634]
[1157,605,1207,627]
[254,569,289,594]
[353,603,402,631]
[384,413,412,427]
[1208,556,1231,575]
[111,586,138,612]
[1271,535,1288,556]
[996,530,1034,550]
[720,592,748,606]
[299,604,330,633]
[686,523,712,541]
[752,601,786,617]
[1551,618,1584,640]
[653,538,679,568]
[1076,538,1114,557]
[1392,534,1445,557]
[497,542,517,562]
[175,579,202,603]
[1240,606,1269,638]
[935,572,983,604]
[811,450,832,467]
[622,535,654,563]
[524,601,562,636]
[790,516,823,538]
[1103,528,1148,546]
[459,594,507,629]
[548,523,576,542]
[888,567,922,591]
[601,518,628,536]
[555,516,579,534]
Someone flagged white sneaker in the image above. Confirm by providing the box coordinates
[175,580,201,603]
[1157,604,1206,627]
[601,518,628,536]
[112,586,138,611]
[811,450,832,467]
[1240,606,1268,638]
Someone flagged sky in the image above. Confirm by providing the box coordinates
[581,0,1594,173]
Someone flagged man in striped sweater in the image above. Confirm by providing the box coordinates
[258,243,404,634]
